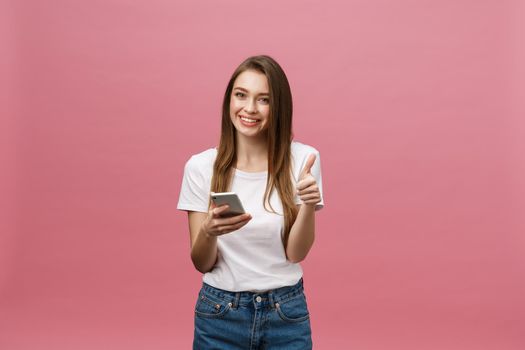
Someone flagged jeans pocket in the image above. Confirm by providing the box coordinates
[275,293,310,323]
[194,292,232,319]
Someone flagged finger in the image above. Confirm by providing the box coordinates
[212,204,230,217]
[296,177,316,191]
[218,217,252,232]
[218,217,252,233]
[299,199,320,207]
[218,212,251,225]
[299,154,316,179]
[298,186,319,196]
[299,193,320,201]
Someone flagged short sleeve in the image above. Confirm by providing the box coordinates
[177,157,210,213]
[294,149,324,211]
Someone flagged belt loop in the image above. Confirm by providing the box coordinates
[268,290,277,309]
[233,292,240,309]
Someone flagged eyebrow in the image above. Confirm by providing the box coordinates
[233,87,269,96]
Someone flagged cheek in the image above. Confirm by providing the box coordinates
[229,100,239,115]
[230,101,243,115]
[230,95,242,107]
[229,112,238,125]
[261,108,270,121]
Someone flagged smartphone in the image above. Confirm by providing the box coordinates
[210,192,246,217]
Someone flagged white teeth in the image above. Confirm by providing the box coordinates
[240,116,258,123]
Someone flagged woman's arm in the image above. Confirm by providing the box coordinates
[188,211,218,273]
[286,204,316,263]
[187,205,252,273]
[285,153,322,263]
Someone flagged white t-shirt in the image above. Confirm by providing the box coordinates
[177,140,324,292]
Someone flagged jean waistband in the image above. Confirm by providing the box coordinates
[200,278,305,309]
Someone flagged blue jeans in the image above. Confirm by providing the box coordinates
[193,278,312,349]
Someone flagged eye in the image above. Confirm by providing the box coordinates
[234,92,245,98]
[259,98,269,103]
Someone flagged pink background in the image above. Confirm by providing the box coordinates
[2,0,524,349]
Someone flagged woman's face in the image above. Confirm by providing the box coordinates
[229,69,271,139]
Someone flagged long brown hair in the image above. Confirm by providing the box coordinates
[209,55,298,249]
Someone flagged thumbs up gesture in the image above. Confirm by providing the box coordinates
[296,153,321,207]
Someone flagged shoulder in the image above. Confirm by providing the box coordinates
[184,147,217,174]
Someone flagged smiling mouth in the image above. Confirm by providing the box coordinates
[239,115,260,123]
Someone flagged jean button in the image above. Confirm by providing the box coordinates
[256,296,262,303]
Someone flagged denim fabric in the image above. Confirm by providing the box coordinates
[193,278,312,350]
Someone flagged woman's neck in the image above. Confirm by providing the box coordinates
[235,133,268,171]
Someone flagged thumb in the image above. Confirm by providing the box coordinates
[299,153,316,179]
[209,201,222,213]
[212,203,229,216]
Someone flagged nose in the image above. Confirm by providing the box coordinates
[244,99,257,114]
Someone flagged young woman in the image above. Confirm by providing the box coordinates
[177,55,324,349]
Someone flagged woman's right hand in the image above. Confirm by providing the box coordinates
[200,202,252,237]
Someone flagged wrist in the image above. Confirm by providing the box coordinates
[300,203,316,211]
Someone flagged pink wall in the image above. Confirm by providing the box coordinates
[1,0,524,349]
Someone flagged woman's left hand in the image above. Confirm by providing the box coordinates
[296,154,321,207]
